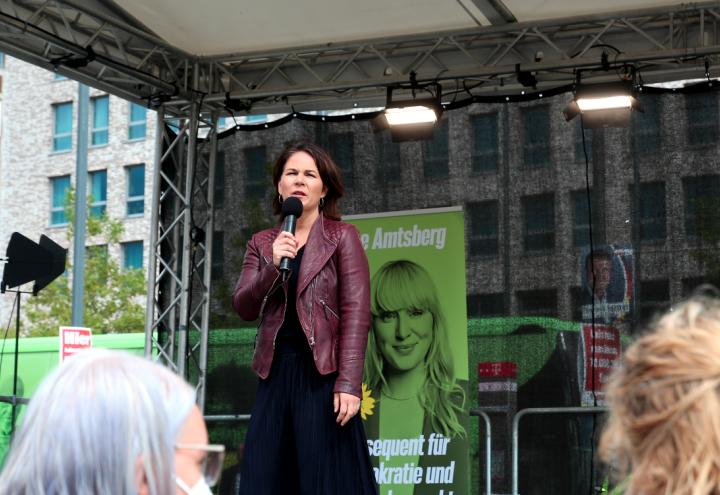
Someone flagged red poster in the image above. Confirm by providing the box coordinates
[580,324,621,406]
[59,326,92,362]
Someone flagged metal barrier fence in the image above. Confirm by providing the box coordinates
[204,406,608,495]
[469,408,493,495]
[511,406,608,495]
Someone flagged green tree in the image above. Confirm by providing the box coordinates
[25,189,146,336]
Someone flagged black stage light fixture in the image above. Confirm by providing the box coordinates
[1,233,67,294]
[563,81,642,128]
[383,84,443,142]
[516,63,538,88]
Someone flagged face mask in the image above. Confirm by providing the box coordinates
[176,476,213,495]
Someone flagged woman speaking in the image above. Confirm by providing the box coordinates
[232,141,377,495]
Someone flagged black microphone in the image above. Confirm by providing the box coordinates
[279,196,303,274]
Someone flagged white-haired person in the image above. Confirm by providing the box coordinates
[599,293,720,495]
[0,349,224,495]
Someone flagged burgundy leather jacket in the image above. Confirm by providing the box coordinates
[232,213,370,398]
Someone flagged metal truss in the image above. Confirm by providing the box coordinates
[201,1,720,111]
[144,103,218,410]
[0,0,187,107]
[1,1,720,114]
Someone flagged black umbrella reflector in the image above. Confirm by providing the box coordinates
[34,235,68,293]
[2,233,67,292]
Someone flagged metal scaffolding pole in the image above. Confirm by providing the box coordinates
[197,113,218,411]
[145,92,217,399]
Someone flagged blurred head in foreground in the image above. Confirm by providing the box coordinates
[0,349,222,495]
[599,293,720,495]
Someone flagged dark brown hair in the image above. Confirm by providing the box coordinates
[271,141,345,220]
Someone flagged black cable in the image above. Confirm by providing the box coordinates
[580,115,599,494]
[570,43,623,59]
[0,291,19,385]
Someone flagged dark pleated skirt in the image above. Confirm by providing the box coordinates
[239,337,378,495]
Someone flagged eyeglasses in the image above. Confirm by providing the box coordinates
[175,443,226,487]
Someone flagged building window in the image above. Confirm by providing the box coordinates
[53,102,73,152]
[126,164,145,216]
[572,190,592,248]
[91,95,109,146]
[128,103,147,140]
[683,175,720,238]
[214,151,225,208]
[467,293,507,317]
[522,193,555,252]
[244,146,267,200]
[682,276,720,296]
[0,52,5,69]
[632,95,661,154]
[471,113,498,173]
[329,133,355,188]
[50,175,71,226]
[517,289,557,317]
[468,201,498,257]
[375,130,401,184]
[575,122,592,163]
[216,117,226,129]
[423,120,449,178]
[570,286,584,321]
[639,280,670,323]
[212,231,224,280]
[637,181,666,242]
[522,107,550,168]
[89,170,107,218]
[687,93,719,146]
[122,241,143,270]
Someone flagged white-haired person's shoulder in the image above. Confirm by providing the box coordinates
[0,348,223,495]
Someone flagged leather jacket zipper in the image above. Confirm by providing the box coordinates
[320,299,339,320]
[273,276,289,350]
[308,278,318,348]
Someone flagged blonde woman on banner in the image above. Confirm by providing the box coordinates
[363,259,468,495]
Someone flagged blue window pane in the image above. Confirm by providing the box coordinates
[51,210,66,225]
[127,165,145,216]
[53,102,72,151]
[127,199,144,216]
[128,165,144,196]
[89,170,107,217]
[50,175,70,225]
[91,96,109,146]
[129,103,147,140]
[123,241,143,269]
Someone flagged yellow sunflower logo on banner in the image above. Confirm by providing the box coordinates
[360,383,376,420]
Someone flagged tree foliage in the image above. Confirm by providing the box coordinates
[24,189,146,336]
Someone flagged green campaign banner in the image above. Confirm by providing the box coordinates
[347,207,469,495]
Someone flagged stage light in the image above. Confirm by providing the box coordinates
[383,84,443,142]
[385,105,438,126]
[563,81,641,128]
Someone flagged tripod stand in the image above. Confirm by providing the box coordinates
[0,288,32,435]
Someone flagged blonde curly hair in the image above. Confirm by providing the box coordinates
[599,294,720,495]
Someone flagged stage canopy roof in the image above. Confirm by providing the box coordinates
[0,0,718,114]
